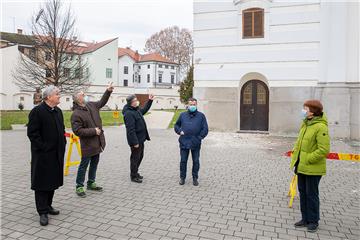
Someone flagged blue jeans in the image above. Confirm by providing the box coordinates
[180,148,200,179]
[297,173,322,224]
[76,154,100,188]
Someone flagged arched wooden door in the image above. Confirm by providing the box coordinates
[240,80,269,131]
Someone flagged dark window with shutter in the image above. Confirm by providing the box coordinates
[242,8,264,38]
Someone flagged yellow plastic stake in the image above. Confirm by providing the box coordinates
[64,133,81,176]
[288,174,298,208]
[113,111,119,119]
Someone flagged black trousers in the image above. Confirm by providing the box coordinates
[130,143,144,178]
[297,173,322,224]
[34,190,55,215]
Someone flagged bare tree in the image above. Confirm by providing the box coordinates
[13,0,90,94]
[144,26,193,75]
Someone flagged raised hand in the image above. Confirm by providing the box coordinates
[107,82,114,92]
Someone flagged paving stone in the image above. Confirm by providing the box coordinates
[1,129,358,240]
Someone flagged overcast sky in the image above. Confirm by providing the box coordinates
[1,0,193,52]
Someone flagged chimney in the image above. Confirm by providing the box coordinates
[17,29,23,34]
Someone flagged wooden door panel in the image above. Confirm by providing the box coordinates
[240,80,269,131]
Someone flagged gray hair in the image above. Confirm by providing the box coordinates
[42,85,59,100]
[72,91,82,103]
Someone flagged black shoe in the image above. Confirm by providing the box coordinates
[39,214,48,226]
[136,174,143,179]
[48,207,59,215]
[294,220,307,228]
[193,178,199,186]
[307,223,319,233]
[179,178,185,185]
[131,177,142,183]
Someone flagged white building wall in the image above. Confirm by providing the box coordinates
[193,0,359,139]
[194,0,321,88]
[127,61,179,89]
[87,39,118,86]
[0,45,33,110]
[134,62,153,88]
[118,55,135,87]
[151,63,178,87]
[57,85,185,110]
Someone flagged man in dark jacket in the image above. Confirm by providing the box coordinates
[123,94,154,183]
[71,83,113,197]
[174,98,208,186]
[27,86,66,226]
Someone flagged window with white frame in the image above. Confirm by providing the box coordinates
[147,74,150,83]
[106,68,112,78]
[124,66,128,74]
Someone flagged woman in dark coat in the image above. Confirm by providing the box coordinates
[27,86,66,226]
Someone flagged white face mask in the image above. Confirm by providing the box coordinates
[135,100,140,107]
[301,109,308,119]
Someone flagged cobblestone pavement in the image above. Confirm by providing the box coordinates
[1,128,359,240]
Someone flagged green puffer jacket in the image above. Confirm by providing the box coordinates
[290,113,330,176]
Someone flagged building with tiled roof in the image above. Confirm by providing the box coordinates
[0,30,118,87]
[1,30,184,111]
[118,47,179,89]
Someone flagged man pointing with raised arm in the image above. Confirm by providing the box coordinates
[71,82,114,197]
[123,94,154,183]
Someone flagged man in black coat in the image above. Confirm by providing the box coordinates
[122,94,154,183]
[27,86,66,226]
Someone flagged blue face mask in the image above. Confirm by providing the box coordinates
[188,105,197,113]
[301,109,308,119]
[84,96,89,103]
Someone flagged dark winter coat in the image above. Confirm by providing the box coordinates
[27,102,66,191]
[174,110,209,149]
[71,90,111,157]
[122,100,153,146]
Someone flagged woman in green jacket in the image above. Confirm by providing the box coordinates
[290,100,330,233]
